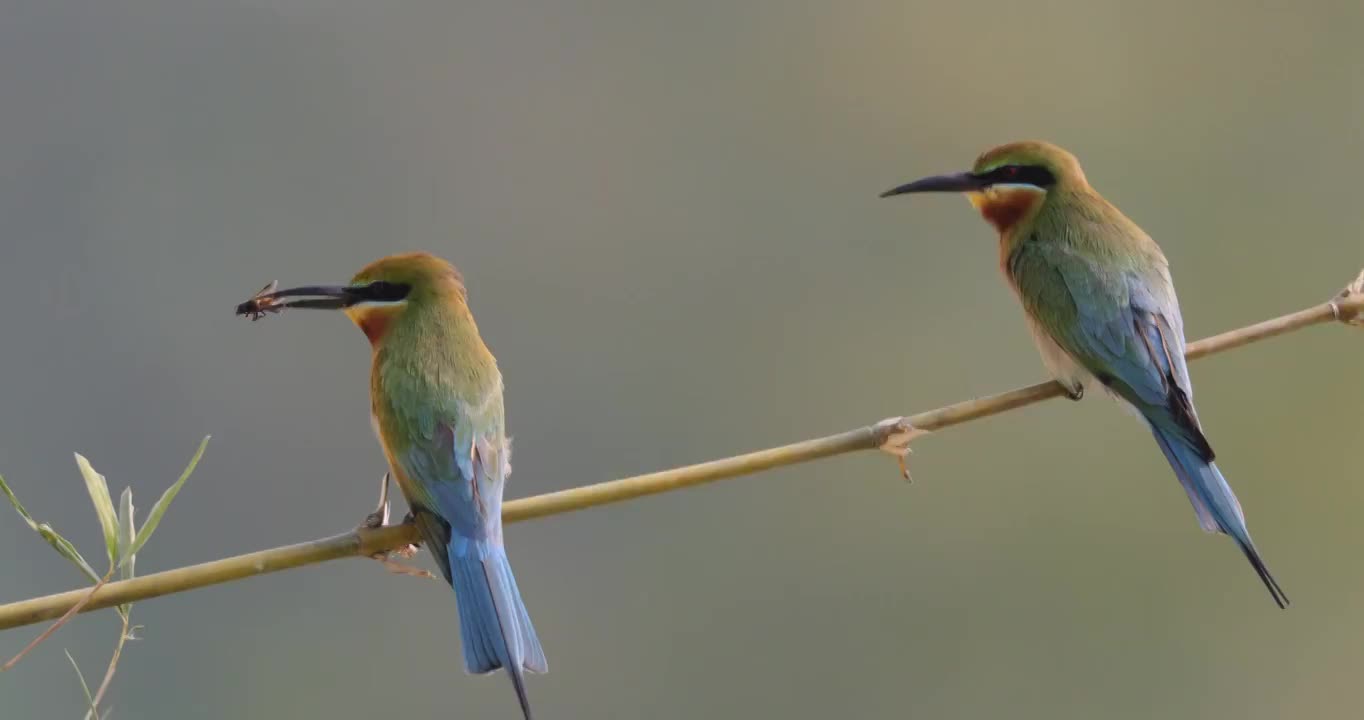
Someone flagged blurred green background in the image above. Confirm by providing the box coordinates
[2,1,1361,718]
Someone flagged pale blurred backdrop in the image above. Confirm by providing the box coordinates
[2,1,1362,718]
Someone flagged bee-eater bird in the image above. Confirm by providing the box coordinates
[880,141,1288,608]
[241,252,548,716]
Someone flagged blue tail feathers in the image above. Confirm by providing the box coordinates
[1150,425,1289,609]
[448,539,547,719]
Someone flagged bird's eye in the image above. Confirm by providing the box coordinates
[361,281,412,302]
[983,164,1056,188]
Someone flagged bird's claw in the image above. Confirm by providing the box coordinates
[356,472,394,531]
[358,473,428,577]
[874,416,928,482]
[1065,384,1084,401]
[373,557,434,580]
[387,511,422,558]
[370,521,428,576]
[359,509,387,530]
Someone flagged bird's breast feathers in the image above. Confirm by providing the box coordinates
[968,185,1046,235]
[346,303,405,345]
[1017,306,1092,389]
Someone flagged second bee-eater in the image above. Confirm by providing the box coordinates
[246,252,548,717]
[881,141,1288,608]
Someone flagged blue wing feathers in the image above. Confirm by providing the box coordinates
[391,403,545,718]
[1012,241,1286,607]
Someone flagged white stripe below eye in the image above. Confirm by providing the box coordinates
[990,183,1046,193]
[350,298,408,308]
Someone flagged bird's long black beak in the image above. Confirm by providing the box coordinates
[879,172,985,198]
[235,284,357,317]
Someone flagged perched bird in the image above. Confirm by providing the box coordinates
[242,252,548,716]
[880,141,1288,608]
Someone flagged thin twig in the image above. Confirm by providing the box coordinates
[0,270,1359,632]
[84,611,132,720]
[2,569,114,669]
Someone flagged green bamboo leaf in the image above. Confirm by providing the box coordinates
[74,454,119,569]
[64,649,96,713]
[0,473,44,534]
[0,473,101,582]
[37,523,102,584]
[117,487,136,582]
[124,435,209,561]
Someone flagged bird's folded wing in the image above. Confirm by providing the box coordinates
[1010,242,1213,460]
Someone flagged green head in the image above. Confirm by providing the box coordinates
[880,140,1090,233]
[236,251,469,344]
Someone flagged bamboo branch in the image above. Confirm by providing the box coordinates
[1,270,1360,632]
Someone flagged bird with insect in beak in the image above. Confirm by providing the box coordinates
[236,252,548,717]
[880,141,1288,608]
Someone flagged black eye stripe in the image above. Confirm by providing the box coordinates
[979,164,1056,188]
[352,281,412,302]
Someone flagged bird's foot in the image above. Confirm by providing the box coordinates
[874,416,929,482]
[386,511,422,558]
[365,519,428,578]
[1064,384,1084,401]
[358,473,428,577]
[357,472,395,530]
[359,508,387,530]
[372,556,434,580]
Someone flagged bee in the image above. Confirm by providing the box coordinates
[235,281,284,321]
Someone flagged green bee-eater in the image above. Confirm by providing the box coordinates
[881,141,1288,608]
[244,252,548,717]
